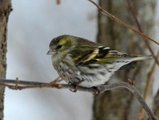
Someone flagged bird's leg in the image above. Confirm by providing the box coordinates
[49,77,63,88]
[49,76,62,85]
[68,80,84,92]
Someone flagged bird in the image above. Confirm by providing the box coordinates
[47,35,151,88]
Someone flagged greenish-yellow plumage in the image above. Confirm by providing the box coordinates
[47,35,151,87]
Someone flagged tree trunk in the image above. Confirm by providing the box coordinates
[93,0,156,120]
[0,0,12,119]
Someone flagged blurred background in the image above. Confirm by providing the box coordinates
[4,0,159,120]
[5,0,97,120]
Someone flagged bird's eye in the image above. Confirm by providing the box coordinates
[56,45,62,50]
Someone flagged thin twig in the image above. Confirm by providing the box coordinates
[137,50,159,120]
[126,0,159,66]
[141,54,158,119]
[98,82,158,120]
[87,0,158,119]
[0,78,158,120]
[88,0,159,46]
[126,1,159,119]
[144,50,159,100]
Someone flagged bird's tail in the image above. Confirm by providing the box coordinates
[128,55,152,62]
[119,55,152,70]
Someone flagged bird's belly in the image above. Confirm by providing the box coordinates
[76,65,113,87]
[55,63,74,81]
[77,73,112,87]
[52,54,77,81]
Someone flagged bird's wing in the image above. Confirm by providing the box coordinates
[70,46,129,65]
[70,45,98,65]
[94,48,130,63]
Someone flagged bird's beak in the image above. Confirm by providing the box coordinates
[47,49,53,55]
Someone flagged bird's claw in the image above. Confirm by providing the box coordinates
[92,87,100,95]
[69,87,78,92]
[68,82,78,92]
[68,80,84,92]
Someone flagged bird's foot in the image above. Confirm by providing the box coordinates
[49,77,62,86]
[91,86,100,95]
[68,80,84,92]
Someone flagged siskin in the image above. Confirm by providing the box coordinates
[47,35,151,88]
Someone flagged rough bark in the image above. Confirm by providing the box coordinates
[0,0,12,119]
[154,90,159,118]
[93,0,156,120]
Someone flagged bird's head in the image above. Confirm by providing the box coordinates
[47,35,76,56]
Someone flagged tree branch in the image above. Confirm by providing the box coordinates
[88,0,159,46]
[0,78,158,120]
[98,82,158,120]
[126,0,159,66]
